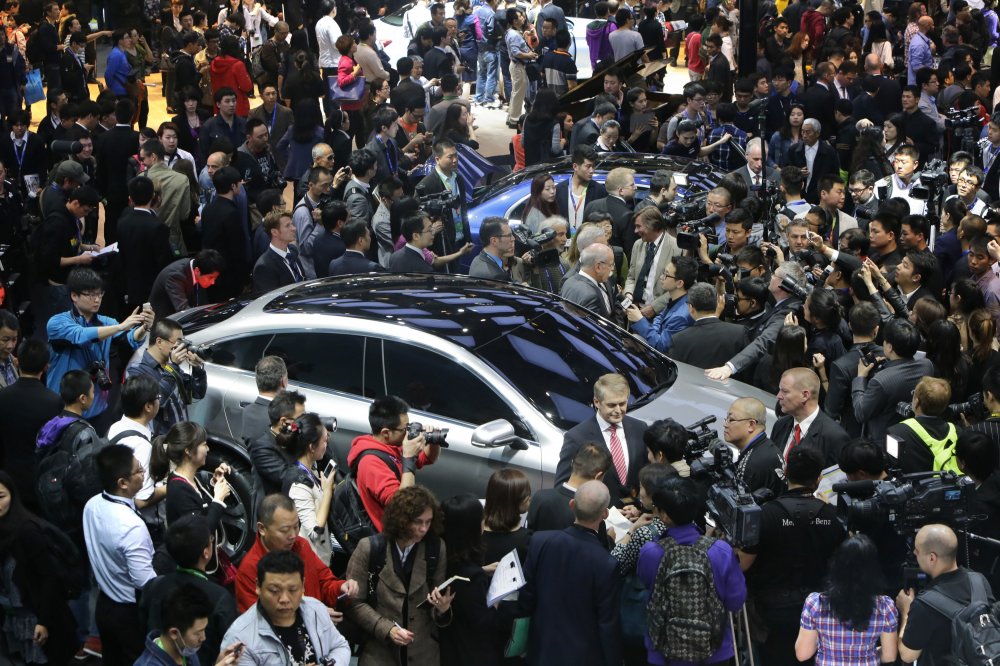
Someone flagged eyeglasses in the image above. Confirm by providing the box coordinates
[958,177,979,186]
[661,272,677,279]
[80,291,105,300]
[849,187,869,195]
[723,416,755,424]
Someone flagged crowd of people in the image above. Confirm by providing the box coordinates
[0,0,999,664]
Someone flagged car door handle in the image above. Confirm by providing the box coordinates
[239,401,250,408]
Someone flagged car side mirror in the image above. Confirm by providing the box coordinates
[471,419,527,451]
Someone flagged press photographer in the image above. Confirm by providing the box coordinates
[524,217,572,294]
[886,377,959,475]
[737,447,846,666]
[125,318,208,436]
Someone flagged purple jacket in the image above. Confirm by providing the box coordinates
[637,523,747,666]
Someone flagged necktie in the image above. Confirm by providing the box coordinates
[753,173,760,187]
[787,423,802,462]
[287,247,305,282]
[608,424,627,483]
[634,241,657,304]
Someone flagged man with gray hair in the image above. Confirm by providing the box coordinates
[560,222,610,288]
[669,282,746,368]
[706,261,809,381]
[241,355,288,444]
[527,216,572,293]
[293,143,335,203]
[520,478,623,665]
[788,117,841,203]
[733,137,779,190]
[561,244,616,318]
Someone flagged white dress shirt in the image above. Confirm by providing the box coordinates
[596,412,629,478]
[804,142,819,188]
[782,405,821,460]
[83,492,156,603]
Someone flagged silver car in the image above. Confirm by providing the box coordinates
[167,274,774,558]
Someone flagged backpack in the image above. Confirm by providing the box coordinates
[921,571,1000,666]
[898,418,961,474]
[646,534,726,661]
[32,517,88,600]
[24,25,42,66]
[330,449,400,555]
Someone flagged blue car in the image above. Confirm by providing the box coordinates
[462,153,727,266]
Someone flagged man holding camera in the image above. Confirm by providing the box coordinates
[47,268,152,426]
[416,139,468,274]
[723,397,785,498]
[348,395,442,531]
[291,166,333,280]
[886,377,959,475]
[125,318,207,436]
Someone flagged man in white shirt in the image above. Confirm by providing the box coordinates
[83,444,157,664]
[315,0,342,73]
[946,165,989,215]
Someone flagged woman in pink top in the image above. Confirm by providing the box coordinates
[685,17,706,81]
[336,34,365,146]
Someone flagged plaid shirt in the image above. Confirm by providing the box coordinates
[707,123,748,172]
[799,592,898,666]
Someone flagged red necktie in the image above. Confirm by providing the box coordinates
[608,425,627,483]
[786,424,802,462]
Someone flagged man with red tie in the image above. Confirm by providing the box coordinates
[554,373,648,513]
[770,367,850,468]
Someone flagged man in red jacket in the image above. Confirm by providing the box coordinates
[235,494,359,617]
[346,395,442,532]
[801,0,832,56]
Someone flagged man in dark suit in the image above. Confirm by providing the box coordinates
[851,75,885,126]
[528,443,611,532]
[364,106,403,187]
[703,34,732,102]
[555,372,648,507]
[825,301,881,438]
[468,217,514,281]
[390,58,425,114]
[60,33,90,103]
[149,250,226,319]
[901,85,940,167]
[328,219,386,276]
[556,145,607,225]
[115,176,174,314]
[732,138,779,190]
[0,111,47,190]
[668,283,745,367]
[583,167,638,255]
[787,119,841,204]
[422,26,456,80]
[772,367,852,468]
[800,61,837,140]
[560,244,616,319]
[519,480,623,666]
[201,166,249,301]
[95,99,140,239]
[853,318,935,443]
[0,339,62,510]
[312,201,348,279]
[415,139,468,273]
[252,211,306,294]
[241,356,288,445]
[387,213,434,273]
[569,101,617,153]
[863,54,902,119]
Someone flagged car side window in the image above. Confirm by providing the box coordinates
[263,332,366,396]
[207,335,273,371]
[379,339,531,437]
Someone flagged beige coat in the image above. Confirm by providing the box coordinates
[346,535,451,666]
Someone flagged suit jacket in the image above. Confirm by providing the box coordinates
[59,50,89,103]
[555,413,648,505]
[560,272,613,318]
[201,196,248,301]
[415,170,469,271]
[387,245,433,273]
[115,208,174,310]
[240,396,271,445]
[555,178,607,220]
[729,296,804,374]
[788,141,841,204]
[327,250,386,277]
[312,231,346,279]
[467,251,510,281]
[248,103,293,167]
[526,484,575,532]
[145,162,192,254]
[0,378,62,505]
[770,408,851,468]
[252,247,301,294]
[519,526,622,666]
[800,81,837,139]
[583,195,637,256]
[364,135,401,187]
[95,125,140,229]
[668,317,746,368]
[623,232,680,312]
[825,342,881,438]
[851,93,885,126]
[149,258,200,319]
[390,79,424,115]
[852,356,935,443]
[873,75,903,120]
[734,164,779,190]
[902,109,941,166]
[0,132,47,184]
[569,117,601,153]
[705,53,733,103]
[422,46,455,81]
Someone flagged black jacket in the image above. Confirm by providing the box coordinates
[249,430,293,497]
[555,178,607,219]
[526,484,575,532]
[787,141,841,204]
[668,317,746,369]
[388,245,433,273]
[59,50,89,103]
[825,342,881,438]
[902,109,941,166]
[115,208,174,310]
[328,250,386,277]
[583,194,637,255]
[735,435,786,499]
[0,378,62,505]
[555,414,648,506]
[173,52,201,100]
[252,247,302,294]
[149,258,200,318]
[0,131,46,183]
[800,81,837,140]
[312,231,346,279]
[415,170,468,271]
[201,196,248,301]
[770,408,851,468]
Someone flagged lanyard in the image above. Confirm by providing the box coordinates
[101,492,142,519]
[176,566,208,580]
[569,183,587,227]
[296,460,320,485]
[986,143,1000,174]
[12,141,25,171]
[268,104,277,132]
[377,136,396,174]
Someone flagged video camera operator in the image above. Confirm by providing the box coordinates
[723,397,785,498]
[698,208,754,266]
[737,447,846,666]
[525,216,572,293]
[125,318,208,436]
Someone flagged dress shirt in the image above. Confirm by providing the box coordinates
[804,142,819,188]
[782,405,821,459]
[83,492,156,603]
[580,270,612,313]
[567,182,589,231]
[269,243,302,280]
[642,234,665,303]
[395,541,415,565]
[908,32,933,85]
[834,81,851,100]
[595,411,628,479]
[0,356,16,386]
[106,418,155,504]
[919,92,946,130]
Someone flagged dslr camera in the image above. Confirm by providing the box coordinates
[179,338,214,362]
[406,421,449,447]
[88,360,113,391]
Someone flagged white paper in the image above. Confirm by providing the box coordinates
[606,506,634,544]
[487,549,525,606]
[436,575,470,590]
[88,242,118,256]
[814,464,847,505]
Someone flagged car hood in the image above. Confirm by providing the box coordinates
[631,362,776,433]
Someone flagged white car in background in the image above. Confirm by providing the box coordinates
[376,1,594,79]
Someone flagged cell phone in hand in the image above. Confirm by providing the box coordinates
[324,459,336,477]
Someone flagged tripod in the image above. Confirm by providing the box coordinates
[729,604,757,666]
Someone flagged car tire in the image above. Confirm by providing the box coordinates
[200,451,255,564]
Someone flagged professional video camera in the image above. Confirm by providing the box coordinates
[418,190,461,219]
[683,416,763,548]
[662,198,705,229]
[511,226,560,267]
[859,125,884,140]
[945,106,982,130]
[676,213,721,251]
[910,158,950,201]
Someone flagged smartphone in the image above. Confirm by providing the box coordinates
[142,301,152,312]
[323,459,336,477]
[231,643,244,659]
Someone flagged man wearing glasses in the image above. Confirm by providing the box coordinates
[47,268,152,428]
[723,397,785,498]
[848,170,878,228]
[946,165,989,216]
[469,217,521,282]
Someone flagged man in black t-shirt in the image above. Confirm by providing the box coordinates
[723,397,785,499]
[897,524,996,665]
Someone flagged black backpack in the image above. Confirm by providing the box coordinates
[646,534,726,662]
[24,25,43,67]
[32,517,88,600]
[921,571,1000,666]
[330,449,400,555]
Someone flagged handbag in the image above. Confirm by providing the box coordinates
[327,74,366,102]
[24,68,44,105]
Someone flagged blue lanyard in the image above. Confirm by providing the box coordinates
[377,136,396,174]
[12,141,25,171]
[296,461,320,485]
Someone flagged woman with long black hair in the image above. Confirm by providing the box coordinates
[523,88,561,165]
[796,534,898,665]
[280,413,336,565]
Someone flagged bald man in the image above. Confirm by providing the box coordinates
[723,397,785,497]
[907,16,935,85]
[896,524,996,664]
[770,368,850,468]
[519,479,622,665]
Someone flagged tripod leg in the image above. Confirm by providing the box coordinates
[741,605,756,666]
[728,610,741,666]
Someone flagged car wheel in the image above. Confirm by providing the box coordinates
[200,452,255,564]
